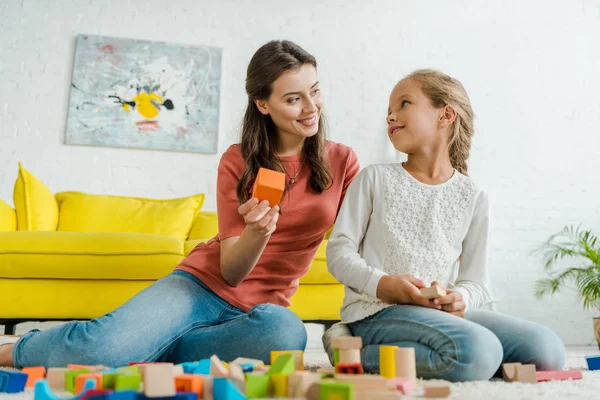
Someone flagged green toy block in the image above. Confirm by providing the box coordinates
[65,369,90,393]
[100,372,119,389]
[114,374,141,390]
[245,374,270,398]
[116,366,139,375]
[334,348,340,366]
[268,354,295,375]
[320,380,355,400]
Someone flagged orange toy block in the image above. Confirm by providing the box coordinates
[74,373,103,394]
[252,168,286,207]
[420,286,446,299]
[423,381,451,398]
[502,362,537,383]
[175,374,204,397]
[21,366,46,388]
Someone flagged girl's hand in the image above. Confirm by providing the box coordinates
[237,198,280,237]
[431,281,466,318]
[377,275,442,310]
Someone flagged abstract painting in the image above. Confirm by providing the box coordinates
[65,34,222,153]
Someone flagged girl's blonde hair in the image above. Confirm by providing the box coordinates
[404,69,474,176]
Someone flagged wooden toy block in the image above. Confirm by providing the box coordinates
[394,347,416,382]
[173,365,185,376]
[536,370,583,382]
[143,363,176,397]
[387,377,414,395]
[288,372,321,397]
[114,374,141,390]
[420,286,446,299]
[210,355,229,378]
[586,354,600,371]
[47,367,69,389]
[356,391,402,400]
[204,375,214,400]
[228,363,246,393]
[269,373,288,397]
[320,380,355,400]
[231,357,265,368]
[133,362,173,379]
[268,353,295,375]
[252,167,286,207]
[34,378,96,400]
[502,363,537,383]
[245,373,269,398]
[213,377,246,400]
[0,370,28,393]
[21,366,46,388]
[306,381,321,400]
[316,366,336,376]
[74,373,103,394]
[334,374,388,391]
[138,393,197,400]
[424,381,451,398]
[379,345,399,379]
[66,369,91,392]
[338,348,361,364]
[175,374,204,397]
[331,336,363,350]
[336,362,364,374]
[270,350,304,370]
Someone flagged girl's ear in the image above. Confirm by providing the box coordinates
[439,105,457,128]
[254,99,269,115]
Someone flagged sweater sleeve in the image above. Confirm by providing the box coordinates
[450,191,494,311]
[326,166,387,298]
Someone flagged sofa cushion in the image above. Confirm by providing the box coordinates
[0,199,17,231]
[13,162,59,231]
[188,211,218,241]
[0,231,183,280]
[55,192,204,241]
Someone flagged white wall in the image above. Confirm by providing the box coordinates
[1,0,600,345]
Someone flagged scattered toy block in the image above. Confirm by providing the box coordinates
[22,366,46,388]
[100,371,119,389]
[228,363,246,393]
[387,377,414,395]
[210,355,229,378]
[269,373,288,397]
[114,374,141,390]
[143,363,176,397]
[536,370,583,382]
[320,380,354,400]
[424,381,451,398]
[191,359,211,375]
[316,366,335,376]
[334,374,388,391]
[102,390,138,400]
[379,346,399,379]
[35,378,96,400]
[239,363,254,373]
[245,373,269,398]
[175,375,204,397]
[134,362,173,380]
[268,354,295,375]
[231,358,264,368]
[80,388,112,400]
[394,347,416,383]
[173,365,184,377]
[66,369,92,392]
[420,286,446,299]
[338,348,361,364]
[252,168,286,207]
[0,370,28,393]
[336,362,364,374]
[203,375,214,400]
[270,350,304,370]
[502,363,537,383]
[331,337,363,349]
[116,366,139,375]
[586,354,600,371]
[306,381,321,400]
[356,391,402,400]
[74,374,103,394]
[213,377,246,400]
[288,372,321,397]
[138,393,198,400]
[47,368,69,390]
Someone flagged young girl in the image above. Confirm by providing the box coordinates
[0,40,359,368]
[324,69,565,382]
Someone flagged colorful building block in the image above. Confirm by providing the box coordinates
[387,377,414,395]
[210,355,229,378]
[270,350,304,370]
[22,366,46,388]
[175,375,204,398]
[420,286,446,299]
[66,369,92,392]
[287,373,321,398]
[394,347,416,383]
[213,377,247,400]
[143,364,176,397]
[74,374,103,394]
[586,354,600,371]
[320,380,354,400]
[252,168,286,207]
[268,354,295,375]
[336,362,364,374]
[0,370,28,393]
[47,368,69,390]
[35,378,96,400]
[114,374,141,390]
[536,370,583,382]
[379,346,398,379]
[423,381,450,398]
[502,363,537,383]
[269,373,288,397]
[245,374,269,398]
[137,393,198,400]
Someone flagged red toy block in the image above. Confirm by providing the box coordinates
[335,362,364,374]
[536,370,583,382]
[252,168,285,207]
[21,366,46,388]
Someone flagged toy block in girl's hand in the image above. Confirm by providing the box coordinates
[252,168,286,207]
[420,286,447,299]
[21,366,46,388]
[536,370,583,382]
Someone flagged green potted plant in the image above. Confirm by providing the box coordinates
[534,225,600,349]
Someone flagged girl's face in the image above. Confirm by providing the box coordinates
[386,79,446,154]
[255,64,322,142]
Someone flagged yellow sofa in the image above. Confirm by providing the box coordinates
[0,164,343,334]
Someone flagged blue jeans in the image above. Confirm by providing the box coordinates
[12,270,307,368]
[349,305,566,382]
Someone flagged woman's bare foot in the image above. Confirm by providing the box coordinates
[0,343,15,367]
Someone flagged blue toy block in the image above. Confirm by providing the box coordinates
[213,378,247,400]
[179,362,200,374]
[35,378,97,400]
[137,393,197,400]
[192,359,211,375]
[0,370,28,393]
[102,390,137,400]
[240,363,254,373]
[586,354,600,371]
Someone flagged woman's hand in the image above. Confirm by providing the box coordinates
[431,281,466,318]
[238,198,280,237]
[377,275,442,310]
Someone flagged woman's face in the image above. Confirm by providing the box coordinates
[256,64,323,141]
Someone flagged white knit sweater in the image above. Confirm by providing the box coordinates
[327,163,494,323]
